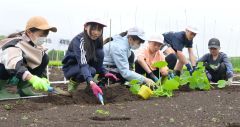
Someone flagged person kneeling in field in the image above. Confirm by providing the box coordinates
[162,26,198,76]
[135,34,177,82]
[103,27,155,86]
[62,19,118,98]
[0,16,57,96]
[198,38,234,84]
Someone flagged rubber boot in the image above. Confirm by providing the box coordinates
[68,79,78,92]
[0,79,21,99]
[17,81,40,97]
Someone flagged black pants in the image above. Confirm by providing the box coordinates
[135,53,177,77]
[0,54,49,80]
[205,62,227,82]
[165,53,177,70]
[135,62,159,79]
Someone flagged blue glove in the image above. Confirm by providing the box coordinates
[185,63,194,74]
[168,72,175,79]
[148,72,159,82]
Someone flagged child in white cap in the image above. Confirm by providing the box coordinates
[162,26,198,76]
[135,33,177,82]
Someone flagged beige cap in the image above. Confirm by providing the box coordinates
[25,16,57,32]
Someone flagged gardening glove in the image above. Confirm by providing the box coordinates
[104,72,119,81]
[226,77,233,86]
[168,72,175,80]
[185,63,194,74]
[144,77,155,87]
[28,75,50,92]
[148,72,159,82]
[90,81,103,97]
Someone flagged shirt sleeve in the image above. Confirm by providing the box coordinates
[0,47,28,79]
[72,37,93,83]
[197,54,209,63]
[221,53,233,73]
[111,46,145,83]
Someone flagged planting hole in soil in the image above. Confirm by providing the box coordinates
[89,116,131,121]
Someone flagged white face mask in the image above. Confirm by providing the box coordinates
[33,37,47,46]
[130,43,140,50]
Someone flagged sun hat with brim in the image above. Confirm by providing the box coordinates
[208,38,220,49]
[186,26,198,34]
[85,18,107,27]
[25,16,57,32]
[127,26,146,41]
[148,34,164,44]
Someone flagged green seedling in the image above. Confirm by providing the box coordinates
[95,109,110,116]
[217,80,227,88]
[3,104,13,110]
[129,79,141,94]
[152,61,168,80]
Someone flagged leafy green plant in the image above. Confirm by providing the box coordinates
[152,77,180,97]
[151,61,179,97]
[129,79,141,94]
[217,80,227,88]
[152,61,168,79]
[179,62,211,91]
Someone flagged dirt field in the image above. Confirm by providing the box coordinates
[0,67,240,127]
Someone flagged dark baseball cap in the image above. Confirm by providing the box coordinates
[208,38,220,49]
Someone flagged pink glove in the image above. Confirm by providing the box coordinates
[104,72,119,81]
[90,81,103,97]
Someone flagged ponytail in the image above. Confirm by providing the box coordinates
[103,31,128,44]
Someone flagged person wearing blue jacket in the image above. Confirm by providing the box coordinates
[103,27,155,86]
[162,26,198,76]
[198,38,234,84]
[62,19,118,98]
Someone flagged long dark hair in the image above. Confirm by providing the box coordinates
[103,31,127,44]
[84,23,104,62]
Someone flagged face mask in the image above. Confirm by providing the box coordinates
[33,37,47,46]
[130,43,140,50]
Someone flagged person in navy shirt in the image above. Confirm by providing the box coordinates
[162,26,198,76]
[62,19,118,99]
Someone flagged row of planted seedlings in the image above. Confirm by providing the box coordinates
[129,61,228,99]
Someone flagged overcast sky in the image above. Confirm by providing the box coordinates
[0,0,239,57]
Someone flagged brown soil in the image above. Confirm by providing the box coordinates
[0,67,240,127]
